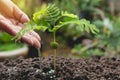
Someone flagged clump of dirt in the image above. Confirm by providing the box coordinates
[0,56,120,80]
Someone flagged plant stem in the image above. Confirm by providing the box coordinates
[53,31,57,73]
[53,31,56,42]
[37,48,42,70]
[54,49,57,73]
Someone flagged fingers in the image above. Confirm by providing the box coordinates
[13,5,30,23]
[0,16,15,35]
[17,23,41,43]
[0,0,29,23]
[21,33,41,48]
[17,22,41,48]
[0,1,41,48]
[0,19,41,48]
[10,1,29,23]
[30,31,41,41]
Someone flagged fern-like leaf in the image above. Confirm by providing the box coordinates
[13,4,99,41]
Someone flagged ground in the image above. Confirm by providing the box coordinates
[0,56,120,80]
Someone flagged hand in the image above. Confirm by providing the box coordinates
[0,0,41,48]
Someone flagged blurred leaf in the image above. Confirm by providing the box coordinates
[0,32,13,43]
[72,44,83,53]
[0,43,24,51]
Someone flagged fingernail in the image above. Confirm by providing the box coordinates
[21,14,30,23]
[36,44,41,48]
[23,35,33,45]
[35,41,41,48]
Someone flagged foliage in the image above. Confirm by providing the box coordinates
[12,0,120,58]
[14,4,99,41]
[53,0,103,42]
[0,32,24,51]
[95,17,120,56]
[73,17,120,58]
[54,0,77,14]
[0,43,23,51]
[52,0,120,58]
[0,32,13,43]
[77,0,101,11]
[72,44,103,58]
[54,0,102,14]
[13,4,99,71]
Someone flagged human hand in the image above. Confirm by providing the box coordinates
[0,0,41,48]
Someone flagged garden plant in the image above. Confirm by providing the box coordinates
[1,3,120,80]
[14,4,99,71]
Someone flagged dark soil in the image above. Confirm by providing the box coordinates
[0,56,120,80]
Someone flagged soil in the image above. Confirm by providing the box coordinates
[0,56,120,80]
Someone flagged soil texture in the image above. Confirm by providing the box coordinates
[0,56,120,80]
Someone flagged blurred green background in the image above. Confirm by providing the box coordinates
[1,0,120,59]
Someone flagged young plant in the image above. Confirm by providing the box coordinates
[14,4,99,72]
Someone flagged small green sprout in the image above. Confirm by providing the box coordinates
[14,4,99,72]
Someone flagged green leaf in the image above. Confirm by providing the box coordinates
[62,11,78,19]
[33,5,47,24]
[13,21,37,40]
[13,4,99,42]
[90,24,99,34]
[51,19,99,34]
[79,19,99,34]
[35,26,48,32]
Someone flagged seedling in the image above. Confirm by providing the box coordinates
[13,4,99,73]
